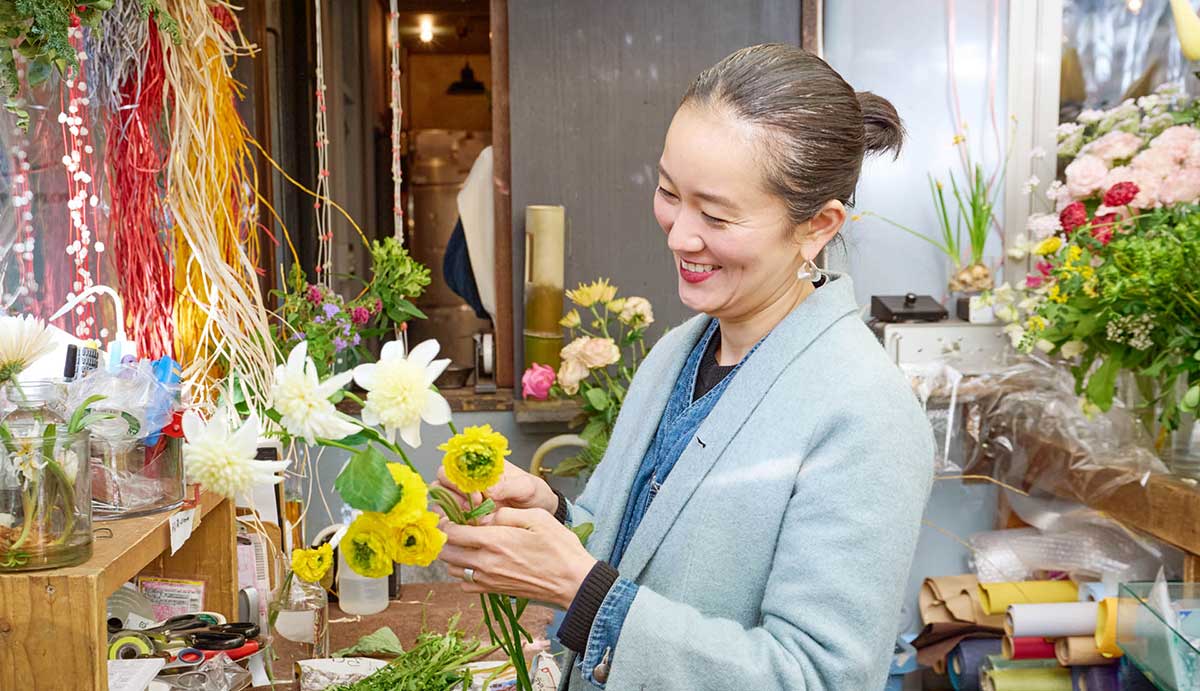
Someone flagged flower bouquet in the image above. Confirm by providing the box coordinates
[184,336,540,688]
[992,86,1200,465]
[521,279,655,478]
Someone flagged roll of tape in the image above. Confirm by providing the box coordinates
[1094,597,1123,658]
[108,633,153,660]
[481,333,494,375]
[239,587,259,625]
[175,648,205,665]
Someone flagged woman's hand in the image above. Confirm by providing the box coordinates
[431,460,559,517]
[439,508,597,609]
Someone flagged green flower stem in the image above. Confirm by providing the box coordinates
[447,421,459,436]
[45,458,76,547]
[342,391,367,407]
[489,594,532,691]
[318,438,362,454]
[8,485,36,553]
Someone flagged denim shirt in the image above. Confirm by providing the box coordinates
[577,319,757,686]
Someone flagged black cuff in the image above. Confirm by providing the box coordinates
[556,560,620,654]
[552,487,569,524]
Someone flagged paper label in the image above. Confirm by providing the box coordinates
[169,508,196,556]
[531,652,562,691]
[125,613,156,631]
[138,577,205,621]
[108,658,166,691]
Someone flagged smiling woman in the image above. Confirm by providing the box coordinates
[435,43,934,691]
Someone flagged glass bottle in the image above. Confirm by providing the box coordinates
[337,546,390,615]
[523,205,566,372]
[270,569,330,659]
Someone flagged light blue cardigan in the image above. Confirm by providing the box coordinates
[560,274,935,690]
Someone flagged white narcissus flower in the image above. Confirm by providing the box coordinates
[272,341,358,443]
[1060,340,1086,359]
[0,315,56,385]
[353,339,451,448]
[183,408,288,498]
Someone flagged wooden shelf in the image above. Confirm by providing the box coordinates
[0,490,237,691]
[513,398,582,425]
[336,387,515,415]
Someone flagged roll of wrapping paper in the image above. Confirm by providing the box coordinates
[1077,582,1115,603]
[1093,598,1123,658]
[983,654,1058,672]
[949,638,1003,691]
[922,575,982,624]
[1076,664,1119,691]
[1055,636,1116,667]
[978,581,1079,615]
[984,667,1073,691]
[1006,602,1098,638]
[1002,635,1057,660]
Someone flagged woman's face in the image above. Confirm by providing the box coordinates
[653,104,808,320]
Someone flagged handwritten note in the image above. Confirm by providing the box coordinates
[169,508,196,556]
[108,658,165,691]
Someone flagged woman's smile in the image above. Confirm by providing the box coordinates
[678,258,722,283]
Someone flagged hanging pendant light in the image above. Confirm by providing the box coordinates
[447,62,486,95]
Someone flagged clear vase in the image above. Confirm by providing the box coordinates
[1117,373,1200,480]
[1166,412,1200,480]
[0,383,92,571]
[269,570,330,658]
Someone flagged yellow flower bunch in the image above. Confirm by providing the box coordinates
[386,462,428,524]
[291,543,333,583]
[439,424,510,493]
[1026,315,1048,332]
[1047,284,1067,304]
[566,278,617,308]
[1034,236,1063,256]
[559,309,582,329]
[342,512,397,578]
[390,511,446,567]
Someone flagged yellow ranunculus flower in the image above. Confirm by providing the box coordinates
[291,543,333,583]
[559,309,582,329]
[386,462,428,525]
[1047,284,1067,304]
[438,424,510,493]
[390,511,446,567]
[1033,236,1063,256]
[566,278,617,308]
[342,512,396,578]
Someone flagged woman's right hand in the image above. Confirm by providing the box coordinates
[432,460,560,517]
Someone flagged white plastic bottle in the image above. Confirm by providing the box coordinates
[337,546,390,615]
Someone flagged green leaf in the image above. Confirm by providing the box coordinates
[1072,314,1100,340]
[332,627,404,658]
[578,417,606,443]
[333,447,401,512]
[25,59,50,86]
[584,388,609,411]
[570,522,595,546]
[1086,356,1122,412]
[67,394,107,435]
[550,455,592,478]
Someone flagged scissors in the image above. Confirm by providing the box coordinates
[144,615,259,651]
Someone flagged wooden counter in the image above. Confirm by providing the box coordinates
[0,491,237,691]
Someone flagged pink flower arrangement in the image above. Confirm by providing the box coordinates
[1084,130,1142,162]
[521,363,556,400]
[1059,201,1088,234]
[1064,154,1109,198]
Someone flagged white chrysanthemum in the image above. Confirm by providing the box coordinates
[353,339,451,448]
[271,341,358,443]
[0,315,55,385]
[182,407,288,498]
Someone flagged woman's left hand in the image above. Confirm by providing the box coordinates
[439,508,597,609]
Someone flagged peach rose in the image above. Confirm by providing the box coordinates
[1158,168,1200,205]
[1149,124,1200,161]
[1131,146,1178,176]
[618,297,654,326]
[562,336,621,370]
[556,358,589,395]
[1084,131,1142,163]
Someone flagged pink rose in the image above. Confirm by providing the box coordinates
[521,363,556,400]
[1157,168,1200,205]
[1149,125,1200,161]
[1187,140,1200,169]
[557,358,589,395]
[1084,131,1142,163]
[1064,154,1109,198]
[561,336,620,370]
[1131,146,1178,176]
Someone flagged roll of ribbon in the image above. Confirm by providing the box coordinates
[978,581,1079,615]
[1077,582,1115,603]
[1002,636,1056,660]
[1006,602,1097,638]
[1055,636,1115,667]
[107,633,153,660]
[1093,598,1123,658]
[986,667,1073,691]
[1078,664,1119,691]
[949,638,1002,691]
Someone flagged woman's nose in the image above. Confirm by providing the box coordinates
[666,215,705,254]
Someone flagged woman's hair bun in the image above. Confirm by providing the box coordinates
[857,91,905,159]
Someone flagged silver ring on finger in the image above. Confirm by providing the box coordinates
[463,567,475,583]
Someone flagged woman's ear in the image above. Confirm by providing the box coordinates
[796,199,847,259]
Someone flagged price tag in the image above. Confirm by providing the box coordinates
[169,508,197,556]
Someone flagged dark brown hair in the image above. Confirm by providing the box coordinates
[683,43,905,225]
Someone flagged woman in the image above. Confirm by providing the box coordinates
[435,44,934,690]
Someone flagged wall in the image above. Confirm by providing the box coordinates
[507,0,802,369]
[408,54,492,131]
[824,0,1009,305]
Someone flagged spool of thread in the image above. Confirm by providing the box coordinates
[979,581,1079,615]
[1093,598,1123,658]
[985,666,1072,691]
[949,638,1002,691]
[1002,636,1056,660]
[107,633,153,660]
[1076,664,1119,691]
[1006,602,1097,638]
[1055,636,1115,667]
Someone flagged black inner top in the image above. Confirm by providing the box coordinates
[693,325,736,402]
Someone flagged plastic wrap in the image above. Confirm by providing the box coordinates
[956,359,1168,505]
[162,652,252,690]
[66,360,179,442]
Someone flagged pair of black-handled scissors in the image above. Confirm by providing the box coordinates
[145,616,259,651]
